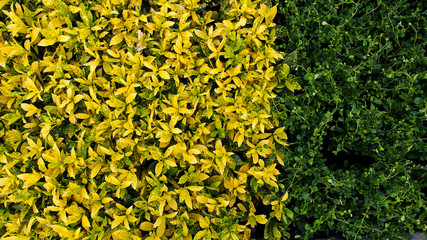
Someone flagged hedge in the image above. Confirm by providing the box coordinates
[0,0,292,239]
[271,0,427,239]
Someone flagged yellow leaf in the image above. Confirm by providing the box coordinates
[236,133,244,147]
[163,107,177,114]
[257,133,272,139]
[194,30,208,40]
[257,24,267,35]
[74,113,90,119]
[110,33,124,46]
[188,148,201,155]
[57,35,71,42]
[285,78,302,93]
[269,5,278,20]
[125,93,137,104]
[179,108,192,114]
[111,214,126,229]
[0,0,10,10]
[17,172,42,188]
[21,103,39,117]
[171,128,182,134]
[158,70,170,79]
[107,175,121,185]
[166,198,178,211]
[51,225,74,238]
[180,189,192,209]
[155,162,163,176]
[112,229,130,239]
[69,5,80,13]
[99,146,114,155]
[140,222,154,231]
[237,203,247,212]
[0,178,8,186]
[174,37,182,54]
[101,197,114,204]
[90,164,102,178]
[82,215,91,230]
[255,215,268,224]
[106,98,125,108]
[154,216,166,237]
[236,17,247,29]
[194,230,207,240]
[223,20,234,30]
[143,61,156,70]
[196,195,209,204]
[187,186,203,192]
[162,21,175,28]
[274,127,288,139]
[120,181,132,188]
[91,203,103,218]
[38,38,56,46]
[281,191,289,202]
[165,211,178,219]
[199,217,209,229]
[225,106,236,113]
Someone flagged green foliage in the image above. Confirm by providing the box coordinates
[0,0,291,239]
[272,0,427,238]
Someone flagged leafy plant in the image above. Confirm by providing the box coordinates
[272,0,427,239]
[0,0,293,239]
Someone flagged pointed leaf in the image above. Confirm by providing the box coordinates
[110,33,124,46]
[38,38,57,46]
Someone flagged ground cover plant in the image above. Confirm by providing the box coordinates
[272,0,427,239]
[0,0,295,239]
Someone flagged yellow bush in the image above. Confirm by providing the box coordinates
[0,0,291,239]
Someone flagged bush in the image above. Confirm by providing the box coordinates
[272,0,427,239]
[0,0,291,239]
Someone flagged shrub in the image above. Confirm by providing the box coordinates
[272,0,427,239]
[0,0,291,239]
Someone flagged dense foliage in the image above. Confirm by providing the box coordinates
[0,0,293,239]
[272,0,427,239]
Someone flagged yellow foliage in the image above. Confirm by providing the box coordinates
[0,0,293,239]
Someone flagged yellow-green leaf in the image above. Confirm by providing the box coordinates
[281,191,289,202]
[140,222,154,231]
[82,215,91,230]
[171,128,182,134]
[38,38,56,46]
[179,188,192,209]
[158,70,170,79]
[90,164,102,178]
[285,78,302,93]
[196,195,209,204]
[187,186,203,192]
[57,35,71,42]
[154,216,166,237]
[155,162,163,176]
[163,107,177,114]
[111,214,126,229]
[106,98,125,108]
[74,113,90,119]
[50,225,74,238]
[194,30,208,40]
[110,33,124,46]
[21,103,39,117]
[17,172,42,188]
[255,214,268,224]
